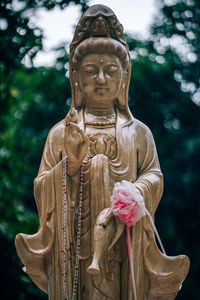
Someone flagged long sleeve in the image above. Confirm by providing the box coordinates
[15,120,66,294]
[134,122,163,216]
[34,120,65,220]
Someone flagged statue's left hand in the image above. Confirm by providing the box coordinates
[97,207,113,226]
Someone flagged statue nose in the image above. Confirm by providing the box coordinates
[96,70,106,85]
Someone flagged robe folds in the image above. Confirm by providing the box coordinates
[15,109,189,300]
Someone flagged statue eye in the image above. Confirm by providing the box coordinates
[105,65,119,75]
[84,66,96,75]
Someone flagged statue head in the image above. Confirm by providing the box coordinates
[69,4,131,114]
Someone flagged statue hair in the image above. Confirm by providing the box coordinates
[72,37,129,71]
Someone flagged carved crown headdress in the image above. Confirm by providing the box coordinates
[70,4,128,55]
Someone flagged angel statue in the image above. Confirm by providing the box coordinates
[15,4,189,300]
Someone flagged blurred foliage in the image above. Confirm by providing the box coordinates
[0,0,200,299]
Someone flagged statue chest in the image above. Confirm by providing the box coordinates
[85,127,117,159]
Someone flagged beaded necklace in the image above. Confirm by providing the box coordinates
[62,157,68,299]
[62,157,84,300]
[85,120,116,127]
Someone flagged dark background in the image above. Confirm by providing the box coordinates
[0,0,200,298]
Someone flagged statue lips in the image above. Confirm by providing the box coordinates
[95,87,109,95]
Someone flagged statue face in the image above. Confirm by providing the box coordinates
[78,53,123,108]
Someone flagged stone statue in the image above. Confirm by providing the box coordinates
[15,4,190,300]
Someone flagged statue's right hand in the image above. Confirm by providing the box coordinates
[64,121,89,176]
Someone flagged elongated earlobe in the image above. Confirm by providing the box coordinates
[74,84,84,109]
[117,88,126,108]
[117,72,128,109]
[72,71,84,109]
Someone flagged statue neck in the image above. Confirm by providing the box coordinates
[84,105,116,122]
[84,102,115,116]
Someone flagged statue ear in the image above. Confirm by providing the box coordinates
[117,71,128,109]
[72,70,84,109]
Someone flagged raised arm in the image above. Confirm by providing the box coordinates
[34,119,89,218]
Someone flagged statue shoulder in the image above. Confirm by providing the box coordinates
[37,119,66,167]
[132,118,154,140]
[47,119,65,143]
[42,119,66,158]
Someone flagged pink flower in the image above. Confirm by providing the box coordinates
[111,180,146,226]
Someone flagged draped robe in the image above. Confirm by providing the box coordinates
[15,109,189,300]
